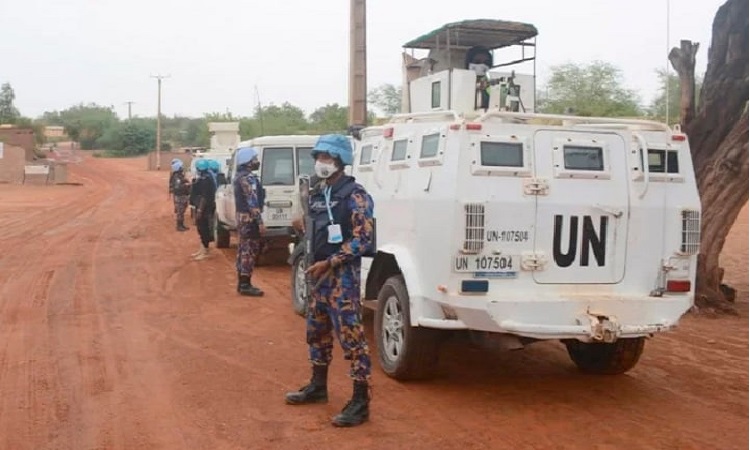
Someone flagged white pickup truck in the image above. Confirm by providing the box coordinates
[213,135,320,257]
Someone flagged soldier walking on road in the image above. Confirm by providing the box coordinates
[234,147,266,296]
[284,134,375,427]
[170,160,191,232]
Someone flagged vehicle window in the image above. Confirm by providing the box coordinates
[431,81,441,108]
[359,144,373,165]
[391,139,408,161]
[261,147,294,185]
[480,141,523,167]
[297,147,314,176]
[420,133,440,158]
[563,145,604,171]
[648,149,679,174]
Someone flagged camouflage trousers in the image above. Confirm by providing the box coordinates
[307,262,371,382]
[173,195,189,222]
[236,216,261,276]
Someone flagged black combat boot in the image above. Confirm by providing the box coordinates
[238,275,263,297]
[177,219,189,231]
[285,365,329,405]
[331,381,370,427]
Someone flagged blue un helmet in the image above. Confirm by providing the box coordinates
[171,158,181,165]
[207,159,220,172]
[311,134,353,165]
[195,159,209,172]
[236,147,259,166]
[171,160,183,172]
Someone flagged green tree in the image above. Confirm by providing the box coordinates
[180,118,209,147]
[539,61,642,117]
[249,102,309,136]
[239,117,263,140]
[96,118,155,156]
[368,83,402,116]
[39,110,63,126]
[0,82,21,124]
[648,68,703,125]
[58,103,119,149]
[309,103,348,133]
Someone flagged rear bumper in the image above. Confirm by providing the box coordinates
[417,294,692,342]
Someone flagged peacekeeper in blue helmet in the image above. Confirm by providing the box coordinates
[233,147,266,296]
[284,134,375,428]
[206,159,220,188]
[189,158,217,261]
[169,159,191,232]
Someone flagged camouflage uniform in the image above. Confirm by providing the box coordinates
[171,170,191,231]
[234,167,264,278]
[173,195,189,221]
[307,180,374,382]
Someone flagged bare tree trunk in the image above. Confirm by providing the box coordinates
[668,40,699,127]
[694,108,748,311]
[671,0,748,311]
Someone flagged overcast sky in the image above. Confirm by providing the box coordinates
[0,0,726,119]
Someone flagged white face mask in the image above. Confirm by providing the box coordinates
[469,63,490,76]
[314,160,338,179]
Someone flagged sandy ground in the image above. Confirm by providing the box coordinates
[0,152,747,450]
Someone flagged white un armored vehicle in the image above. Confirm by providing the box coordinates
[290,19,701,379]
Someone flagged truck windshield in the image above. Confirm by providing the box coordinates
[261,147,294,185]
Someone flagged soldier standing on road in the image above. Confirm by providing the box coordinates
[234,147,266,297]
[207,159,220,188]
[168,157,181,197]
[284,134,375,428]
[170,160,191,232]
[189,159,216,261]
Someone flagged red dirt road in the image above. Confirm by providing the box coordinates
[0,154,747,450]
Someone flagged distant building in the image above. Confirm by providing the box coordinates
[44,126,66,139]
[0,126,36,161]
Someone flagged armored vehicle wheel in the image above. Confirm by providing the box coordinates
[290,253,308,317]
[564,337,645,375]
[375,275,441,380]
[214,215,231,249]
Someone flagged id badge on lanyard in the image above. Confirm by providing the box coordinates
[324,187,343,244]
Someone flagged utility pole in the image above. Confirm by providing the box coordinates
[150,74,170,170]
[124,101,135,120]
[348,0,367,131]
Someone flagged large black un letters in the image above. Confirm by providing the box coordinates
[553,215,608,267]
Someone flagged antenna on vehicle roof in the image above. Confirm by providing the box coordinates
[255,85,265,135]
[665,0,671,127]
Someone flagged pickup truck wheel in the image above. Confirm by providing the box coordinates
[564,337,645,375]
[290,253,308,317]
[375,275,441,380]
[214,215,231,248]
